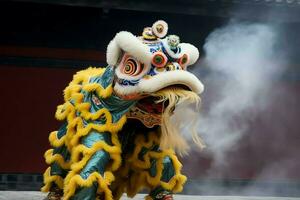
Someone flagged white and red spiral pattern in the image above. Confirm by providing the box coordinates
[121,56,143,76]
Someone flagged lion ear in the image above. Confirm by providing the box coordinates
[106,31,152,66]
[106,38,121,66]
[179,43,200,66]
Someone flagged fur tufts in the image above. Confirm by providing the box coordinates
[41,167,64,192]
[179,43,199,66]
[106,39,121,66]
[106,31,152,66]
[44,149,71,169]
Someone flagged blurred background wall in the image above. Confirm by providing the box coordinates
[0,0,300,196]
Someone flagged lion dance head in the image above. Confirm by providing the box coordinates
[107,20,205,154]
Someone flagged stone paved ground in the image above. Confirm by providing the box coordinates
[0,192,300,200]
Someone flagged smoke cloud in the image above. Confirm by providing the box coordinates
[172,20,296,196]
[194,21,285,170]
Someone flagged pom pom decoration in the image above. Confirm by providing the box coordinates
[152,20,168,38]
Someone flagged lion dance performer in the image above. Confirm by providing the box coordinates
[42,20,204,200]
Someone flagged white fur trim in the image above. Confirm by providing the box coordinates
[179,43,199,65]
[152,20,168,38]
[139,70,204,94]
[114,70,204,95]
[106,39,121,66]
[114,82,139,95]
[106,31,152,66]
[161,39,183,59]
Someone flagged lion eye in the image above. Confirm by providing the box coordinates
[152,51,167,68]
[122,57,143,76]
[178,54,189,68]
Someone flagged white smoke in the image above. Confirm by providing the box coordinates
[173,21,287,177]
[197,21,285,171]
[171,21,296,196]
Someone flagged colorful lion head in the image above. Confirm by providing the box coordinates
[107,20,205,153]
[106,20,204,100]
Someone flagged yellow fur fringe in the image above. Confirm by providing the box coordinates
[43,67,125,199]
[112,131,187,199]
[43,67,187,200]
[49,131,65,148]
[64,171,115,200]
[41,167,64,192]
[145,195,154,200]
[44,149,70,170]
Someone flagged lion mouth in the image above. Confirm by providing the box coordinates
[126,96,163,128]
[136,96,164,114]
[138,85,190,114]
[126,86,184,128]
[127,85,194,126]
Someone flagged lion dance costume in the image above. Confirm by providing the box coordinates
[42,20,204,200]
